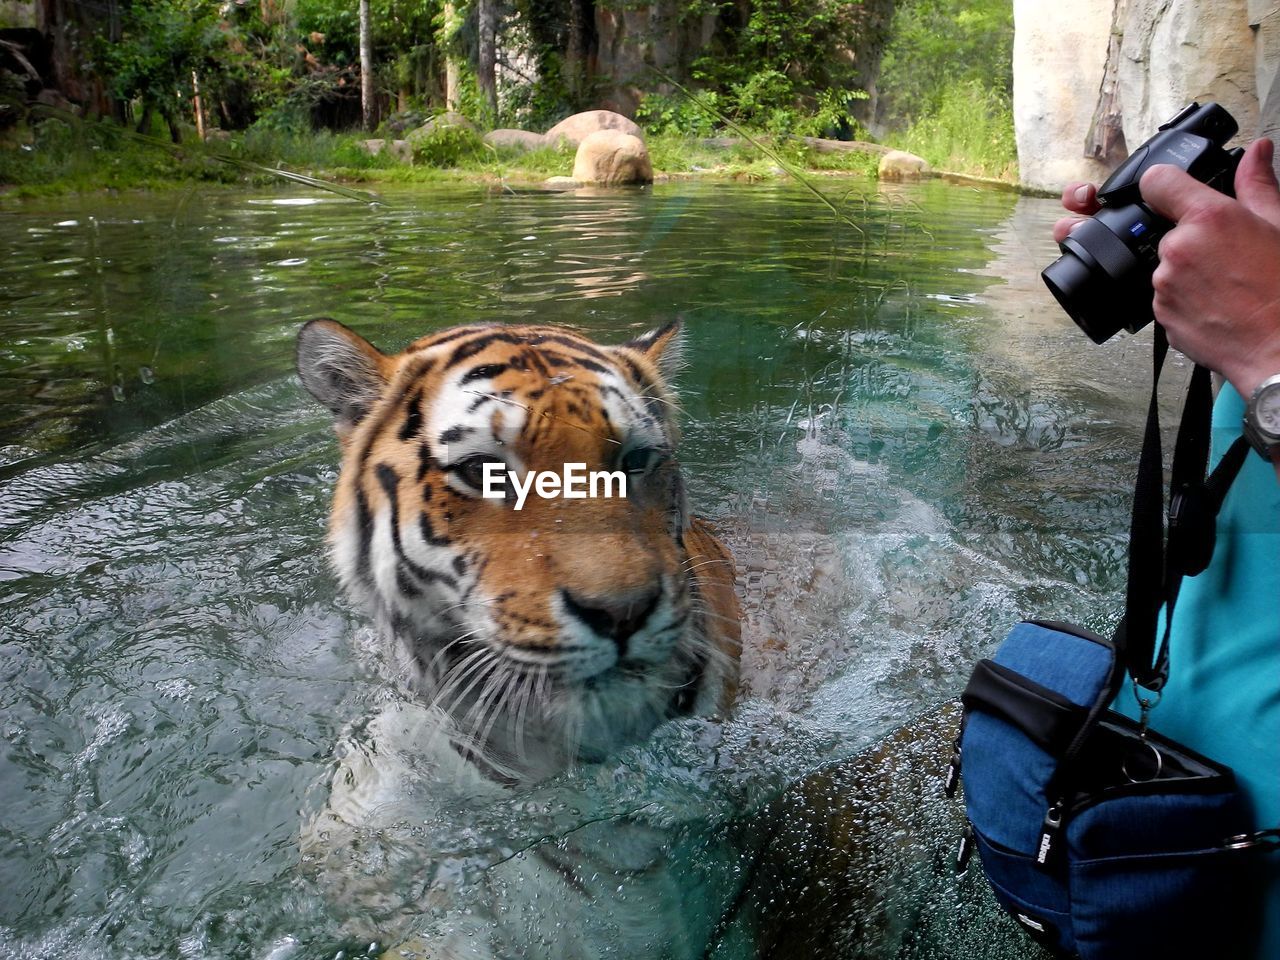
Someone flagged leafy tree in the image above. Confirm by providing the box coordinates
[296,0,443,111]
[100,0,229,141]
[685,0,891,133]
[877,0,1012,128]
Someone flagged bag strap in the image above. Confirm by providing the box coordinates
[1114,326,1251,691]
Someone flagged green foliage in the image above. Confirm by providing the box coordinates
[100,0,228,129]
[410,124,486,166]
[873,0,1015,179]
[0,117,235,195]
[635,92,721,138]
[730,69,794,126]
[9,0,1018,190]
[684,0,881,134]
[890,80,1016,179]
[879,0,1013,126]
[297,0,440,73]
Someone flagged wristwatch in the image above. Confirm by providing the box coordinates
[1243,373,1280,460]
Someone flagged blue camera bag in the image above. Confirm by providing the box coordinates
[958,620,1258,957]
[953,335,1275,958]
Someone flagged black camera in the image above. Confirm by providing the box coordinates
[1042,102,1245,344]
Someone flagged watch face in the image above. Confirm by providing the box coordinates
[1258,383,1280,437]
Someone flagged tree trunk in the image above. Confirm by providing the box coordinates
[477,0,498,117]
[192,71,206,140]
[444,1,460,112]
[566,0,597,103]
[359,0,375,131]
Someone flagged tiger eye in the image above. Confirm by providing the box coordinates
[620,448,661,475]
[454,454,508,493]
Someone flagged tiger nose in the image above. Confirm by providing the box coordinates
[561,587,660,653]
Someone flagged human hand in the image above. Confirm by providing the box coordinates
[1053,183,1101,244]
[1138,138,1280,400]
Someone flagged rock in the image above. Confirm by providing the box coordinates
[1013,1,1271,190]
[34,88,75,115]
[1116,0,1258,150]
[484,128,547,151]
[543,176,582,189]
[801,137,892,156]
[406,112,475,144]
[204,129,232,143]
[877,150,930,181]
[356,138,413,162]
[544,110,643,148]
[571,130,653,185]
[1012,0,1115,191]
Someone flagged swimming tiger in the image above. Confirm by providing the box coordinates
[296,318,742,784]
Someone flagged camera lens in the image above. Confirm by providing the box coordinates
[1043,248,1137,344]
[1041,213,1159,344]
[1042,252,1107,341]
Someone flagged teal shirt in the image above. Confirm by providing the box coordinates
[1120,384,1280,955]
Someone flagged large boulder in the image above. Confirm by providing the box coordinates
[406,112,475,144]
[877,150,930,181]
[545,110,643,147]
[571,130,653,185]
[1012,0,1115,191]
[484,128,547,152]
[1117,0,1258,148]
[358,138,412,162]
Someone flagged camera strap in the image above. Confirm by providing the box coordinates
[1114,324,1251,691]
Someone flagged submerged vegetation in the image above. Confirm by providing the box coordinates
[0,0,1016,196]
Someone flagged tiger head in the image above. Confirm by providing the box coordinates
[297,320,740,781]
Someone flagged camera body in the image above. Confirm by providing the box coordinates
[1042,102,1245,344]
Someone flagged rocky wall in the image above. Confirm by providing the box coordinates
[1116,0,1257,152]
[1016,0,1280,190]
[1012,0,1115,191]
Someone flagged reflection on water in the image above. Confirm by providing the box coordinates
[0,180,1186,958]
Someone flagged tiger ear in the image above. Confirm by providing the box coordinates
[296,319,391,435]
[621,319,684,383]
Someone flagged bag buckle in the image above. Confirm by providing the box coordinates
[1122,682,1166,783]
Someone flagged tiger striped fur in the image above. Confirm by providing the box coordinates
[297,318,741,784]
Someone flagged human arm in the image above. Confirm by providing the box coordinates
[1138,138,1280,480]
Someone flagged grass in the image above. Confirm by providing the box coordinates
[888,81,1018,181]
[0,95,1014,202]
[0,111,894,201]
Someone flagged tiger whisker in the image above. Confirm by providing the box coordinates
[683,558,734,572]
[418,629,486,687]
[430,647,498,719]
[513,665,542,765]
[474,665,522,755]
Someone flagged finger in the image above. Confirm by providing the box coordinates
[1140,163,1232,223]
[1233,138,1280,227]
[1060,182,1100,215]
[1052,215,1087,244]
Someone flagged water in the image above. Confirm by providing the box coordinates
[0,180,1193,958]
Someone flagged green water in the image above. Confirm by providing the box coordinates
[0,180,1186,958]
